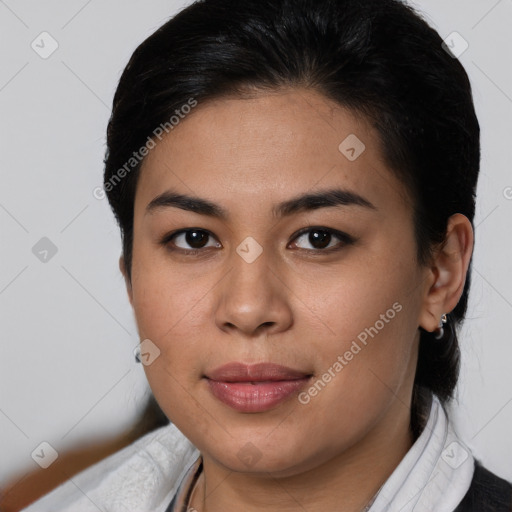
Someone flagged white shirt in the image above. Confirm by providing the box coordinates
[21,395,474,512]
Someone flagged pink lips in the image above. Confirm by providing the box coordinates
[205,362,311,413]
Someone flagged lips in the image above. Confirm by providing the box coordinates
[205,362,312,412]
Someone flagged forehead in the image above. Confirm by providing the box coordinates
[134,88,410,218]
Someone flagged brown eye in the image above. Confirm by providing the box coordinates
[290,227,355,252]
[183,230,209,249]
[162,229,221,252]
[307,230,332,249]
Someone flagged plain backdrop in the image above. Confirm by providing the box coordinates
[1,0,511,486]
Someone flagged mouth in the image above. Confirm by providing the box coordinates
[204,362,313,413]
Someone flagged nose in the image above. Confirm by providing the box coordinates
[214,247,293,338]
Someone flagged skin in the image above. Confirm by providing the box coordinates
[120,88,474,512]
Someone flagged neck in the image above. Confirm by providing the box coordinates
[190,398,415,512]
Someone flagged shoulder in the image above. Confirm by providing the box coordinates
[20,422,199,512]
[455,460,512,512]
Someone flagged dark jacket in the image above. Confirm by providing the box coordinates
[455,460,512,511]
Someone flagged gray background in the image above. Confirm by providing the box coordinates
[1,0,511,486]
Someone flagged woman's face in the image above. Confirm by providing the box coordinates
[125,88,431,475]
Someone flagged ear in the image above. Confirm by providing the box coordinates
[119,255,133,306]
[418,213,474,332]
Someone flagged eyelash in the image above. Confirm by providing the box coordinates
[159,226,356,256]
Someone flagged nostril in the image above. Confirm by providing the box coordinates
[257,322,276,334]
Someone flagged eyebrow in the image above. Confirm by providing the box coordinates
[145,187,376,219]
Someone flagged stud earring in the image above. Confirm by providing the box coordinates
[434,313,448,340]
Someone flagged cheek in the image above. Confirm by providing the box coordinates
[293,240,418,349]
[132,270,211,377]
[133,265,214,432]
[129,250,216,412]
[130,241,213,341]
[293,244,420,403]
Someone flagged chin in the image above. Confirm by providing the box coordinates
[196,429,326,477]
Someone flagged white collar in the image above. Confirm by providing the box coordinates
[21,395,474,512]
[369,395,474,512]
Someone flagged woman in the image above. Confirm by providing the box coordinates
[21,0,511,510]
